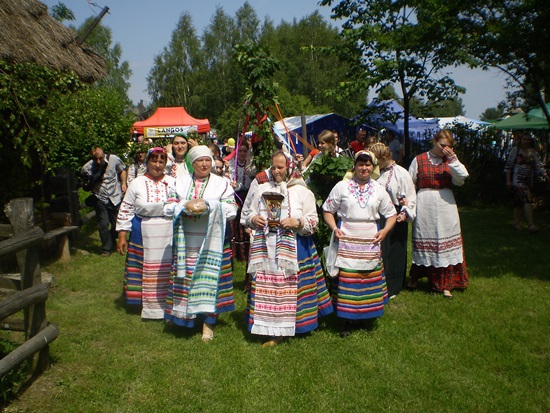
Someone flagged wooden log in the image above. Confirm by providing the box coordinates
[0,323,59,378]
[81,209,97,225]
[5,198,44,340]
[0,227,44,259]
[43,226,78,240]
[44,226,78,262]
[0,283,48,322]
[0,318,25,331]
[0,224,13,238]
[0,273,21,290]
[4,198,34,234]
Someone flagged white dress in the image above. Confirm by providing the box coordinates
[322,178,396,320]
[408,151,469,268]
[116,174,176,319]
[163,173,238,327]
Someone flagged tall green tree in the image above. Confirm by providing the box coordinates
[480,106,505,122]
[75,18,132,102]
[50,1,75,22]
[147,13,203,112]
[456,0,549,122]
[320,0,471,160]
[419,97,465,118]
[0,62,132,213]
[265,12,363,118]
[235,41,280,170]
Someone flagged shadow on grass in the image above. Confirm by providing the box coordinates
[459,207,549,281]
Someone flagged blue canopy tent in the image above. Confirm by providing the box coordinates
[272,113,354,155]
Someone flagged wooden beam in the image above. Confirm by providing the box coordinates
[0,323,59,378]
[0,227,44,259]
[0,283,48,322]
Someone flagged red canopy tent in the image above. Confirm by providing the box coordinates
[133,107,210,138]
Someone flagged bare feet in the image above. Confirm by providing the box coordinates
[202,322,214,342]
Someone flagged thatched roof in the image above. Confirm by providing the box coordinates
[0,0,106,83]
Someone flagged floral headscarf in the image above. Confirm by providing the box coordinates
[354,150,380,180]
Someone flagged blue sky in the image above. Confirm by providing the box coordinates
[43,0,507,118]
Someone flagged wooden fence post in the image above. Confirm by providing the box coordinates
[4,198,49,374]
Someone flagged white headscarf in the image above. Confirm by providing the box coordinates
[187,145,213,165]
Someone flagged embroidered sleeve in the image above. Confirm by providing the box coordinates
[240,178,260,227]
[408,157,419,185]
[397,167,417,222]
[379,189,397,219]
[116,184,136,231]
[163,182,181,218]
[449,159,469,186]
[298,189,319,236]
[220,181,238,221]
[321,182,343,214]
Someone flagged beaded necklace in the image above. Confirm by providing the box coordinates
[349,178,375,209]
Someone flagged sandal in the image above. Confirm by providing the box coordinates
[261,337,283,348]
[528,225,539,233]
[202,323,214,342]
[443,290,453,299]
[513,223,522,231]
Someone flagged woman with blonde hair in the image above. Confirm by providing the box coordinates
[408,129,469,298]
[369,142,416,298]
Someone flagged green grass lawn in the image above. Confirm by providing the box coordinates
[2,207,549,412]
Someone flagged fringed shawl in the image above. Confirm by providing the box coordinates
[172,202,225,315]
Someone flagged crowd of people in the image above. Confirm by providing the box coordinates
[81,125,533,345]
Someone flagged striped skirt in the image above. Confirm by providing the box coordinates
[164,242,234,328]
[332,261,388,320]
[246,234,333,336]
[123,215,173,319]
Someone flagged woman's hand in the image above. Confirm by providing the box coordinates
[117,231,128,255]
[442,146,457,161]
[281,217,301,231]
[250,215,266,229]
[188,138,198,148]
[333,228,344,239]
[396,211,407,222]
[373,229,388,244]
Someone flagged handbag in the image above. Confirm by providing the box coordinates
[323,230,339,278]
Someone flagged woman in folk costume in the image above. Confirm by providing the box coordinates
[163,145,238,341]
[369,142,416,298]
[227,139,256,262]
[116,147,176,319]
[241,151,333,347]
[165,133,196,179]
[322,150,396,337]
[408,129,469,298]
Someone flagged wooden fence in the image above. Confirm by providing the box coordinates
[0,198,59,380]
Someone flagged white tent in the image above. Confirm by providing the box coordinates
[431,116,490,130]
[368,99,440,141]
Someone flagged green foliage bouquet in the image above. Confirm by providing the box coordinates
[303,153,353,253]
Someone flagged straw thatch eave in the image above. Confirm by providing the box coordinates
[0,0,106,83]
